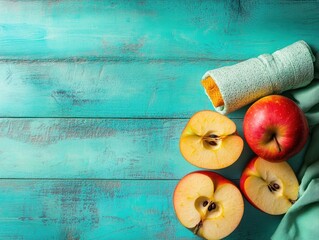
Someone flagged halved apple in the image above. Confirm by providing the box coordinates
[240,156,299,215]
[180,110,244,169]
[173,171,244,239]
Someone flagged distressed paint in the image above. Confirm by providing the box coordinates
[0,1,317,60]
[0,118,305,179]
[0,179,283,240]
[0,60,240,118]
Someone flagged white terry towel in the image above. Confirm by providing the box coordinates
[201,40,315,115]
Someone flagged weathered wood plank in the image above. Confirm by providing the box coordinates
[0,60,240,118]
[0,0,318,60]
[0,118,305,179]
[0,179,283,239]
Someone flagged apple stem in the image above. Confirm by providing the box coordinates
[273,135,281,152]
[193,220,202,235]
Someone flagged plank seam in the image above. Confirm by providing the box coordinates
[0,57,243,64]
[0,178,239,181]
[0,116,244,120]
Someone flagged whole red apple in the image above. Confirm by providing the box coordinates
[243,95,309,161]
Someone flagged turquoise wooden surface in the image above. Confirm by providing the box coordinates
[0,180,282,240]
[0,60,235,118]
[0,0,318,239]
[0,118,305,179]
[0,1,317,60]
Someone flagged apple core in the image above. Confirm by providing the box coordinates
[174,171,244,239]
[180,111,244,169]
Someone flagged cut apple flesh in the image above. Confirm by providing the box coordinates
[174,173,215,228]
[180,111,244,169]
[174,172,244,239]
[242,157,299,215]
[200,184,244,239]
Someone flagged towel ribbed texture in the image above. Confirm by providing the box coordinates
[202,41,315,115]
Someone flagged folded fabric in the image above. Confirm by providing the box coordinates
[272,79,319,240]
[201,41,315,115]
[284,80,319,128]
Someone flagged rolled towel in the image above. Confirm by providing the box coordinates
[201,40,315,115]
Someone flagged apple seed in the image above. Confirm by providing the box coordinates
[208,202,216,211]
[209,134,218,138]
[268,183,280,192]
[208,141,218,146]
[193,202,217,235]
[203,134,221,147]
[273,183,280,190]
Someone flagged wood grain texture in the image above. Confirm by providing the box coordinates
[0,0,318,118]
[0,60,242,118]
[0,118,305,179]
[0,179,283,240]
[0,0,318,60]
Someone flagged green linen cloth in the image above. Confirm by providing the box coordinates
[272,79,319,240]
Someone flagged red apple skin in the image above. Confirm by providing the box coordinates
[243,95,309,162]
[240,157,260,210]
[193,171,235,187]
